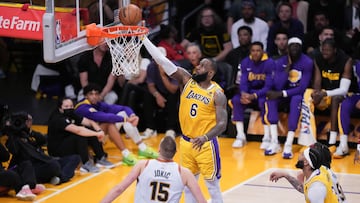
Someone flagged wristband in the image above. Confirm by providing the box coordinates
[357,144,360,152]
[253,93,257,99]
[282,90,288,97]
[204,134,209,141]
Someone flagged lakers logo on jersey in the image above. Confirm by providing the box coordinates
[289,69,302,83]
[185,90,211,104]
[322,70,340,81]
[248,72,266,81]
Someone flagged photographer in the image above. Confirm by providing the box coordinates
[48,97,114,173]
[6,112,80,185]
[1,141,45,201]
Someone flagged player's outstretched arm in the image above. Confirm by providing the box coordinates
[269,171,304,193]
[182,167,207,203]
[100,161,145,203]
[142,37,191,86]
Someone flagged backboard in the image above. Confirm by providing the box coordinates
[43,0,130,63]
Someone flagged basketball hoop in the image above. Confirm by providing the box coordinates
[86,23,149,76]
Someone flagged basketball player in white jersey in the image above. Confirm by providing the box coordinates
[100,136,206,203]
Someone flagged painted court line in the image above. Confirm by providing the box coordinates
[34,161,123,203]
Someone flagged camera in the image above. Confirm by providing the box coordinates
[9,113,28,133]
[1,109,29,136]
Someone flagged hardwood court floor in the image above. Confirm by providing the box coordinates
[2,127,360,203]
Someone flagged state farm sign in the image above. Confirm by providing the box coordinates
[0,16,41,32]
[0,3,80,41]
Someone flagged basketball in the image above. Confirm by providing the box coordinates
[119,4,142,25]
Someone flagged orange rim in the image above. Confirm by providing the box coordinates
[102,25,149,37]
[86,23,149,46]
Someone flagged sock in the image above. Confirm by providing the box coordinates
[122,149,130,157]
[270,124,278,143]
[339,134,348,148]
[263,125,270,141]
[205,178,223,203]
[329,131,337,145]
[285,131,295,146]
[123,122,142,143]
[138,142,147,151]
[235,122,245,139]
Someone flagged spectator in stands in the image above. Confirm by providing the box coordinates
[267,2,304,55]
[0,142,45,201]
[178,43,203,73]
[75,83,159,166]
[77,43,119,104]
[303,11,330,55]
[308,26,335,59]
[226,0,276,34]
[87,0,118,25]
[31,59,78,99]
[269,29,289,59]
[265,37,313,158]
[181,6,232,62]
[344,0,360,57]
[334,60,360,158]
[230,42,275,148]
[303,39,354,150]
[48,97,114,173]
[143,47,180,139]
[178,43,228,89]
[158,24,186,61]
[225,26,252,73]
[230,0,269,50]
[6,112,78,185]
[287,0,309,33]
[307,0,345,32]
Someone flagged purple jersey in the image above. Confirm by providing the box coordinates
[355,60,360,91]
[274,54,313,97]
[75,99,134,123]
[240,54,275,98]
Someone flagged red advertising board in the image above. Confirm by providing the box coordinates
[0,3,88,41]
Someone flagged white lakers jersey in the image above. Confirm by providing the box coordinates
[134,159,184,203]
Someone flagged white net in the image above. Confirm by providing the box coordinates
[103,26,148,76]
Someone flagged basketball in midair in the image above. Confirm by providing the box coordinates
[119,4,142,25]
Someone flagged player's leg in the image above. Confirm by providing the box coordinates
[197,138,223,202]
[328,96,343,151]
[263,98,281,155]
[283,95,302,159]
[257,98,272,149]
[334,95,360,158]
[180,138,200,203]
[230,93,247,148]
[117,111,158,159]
[100,123,138,166]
